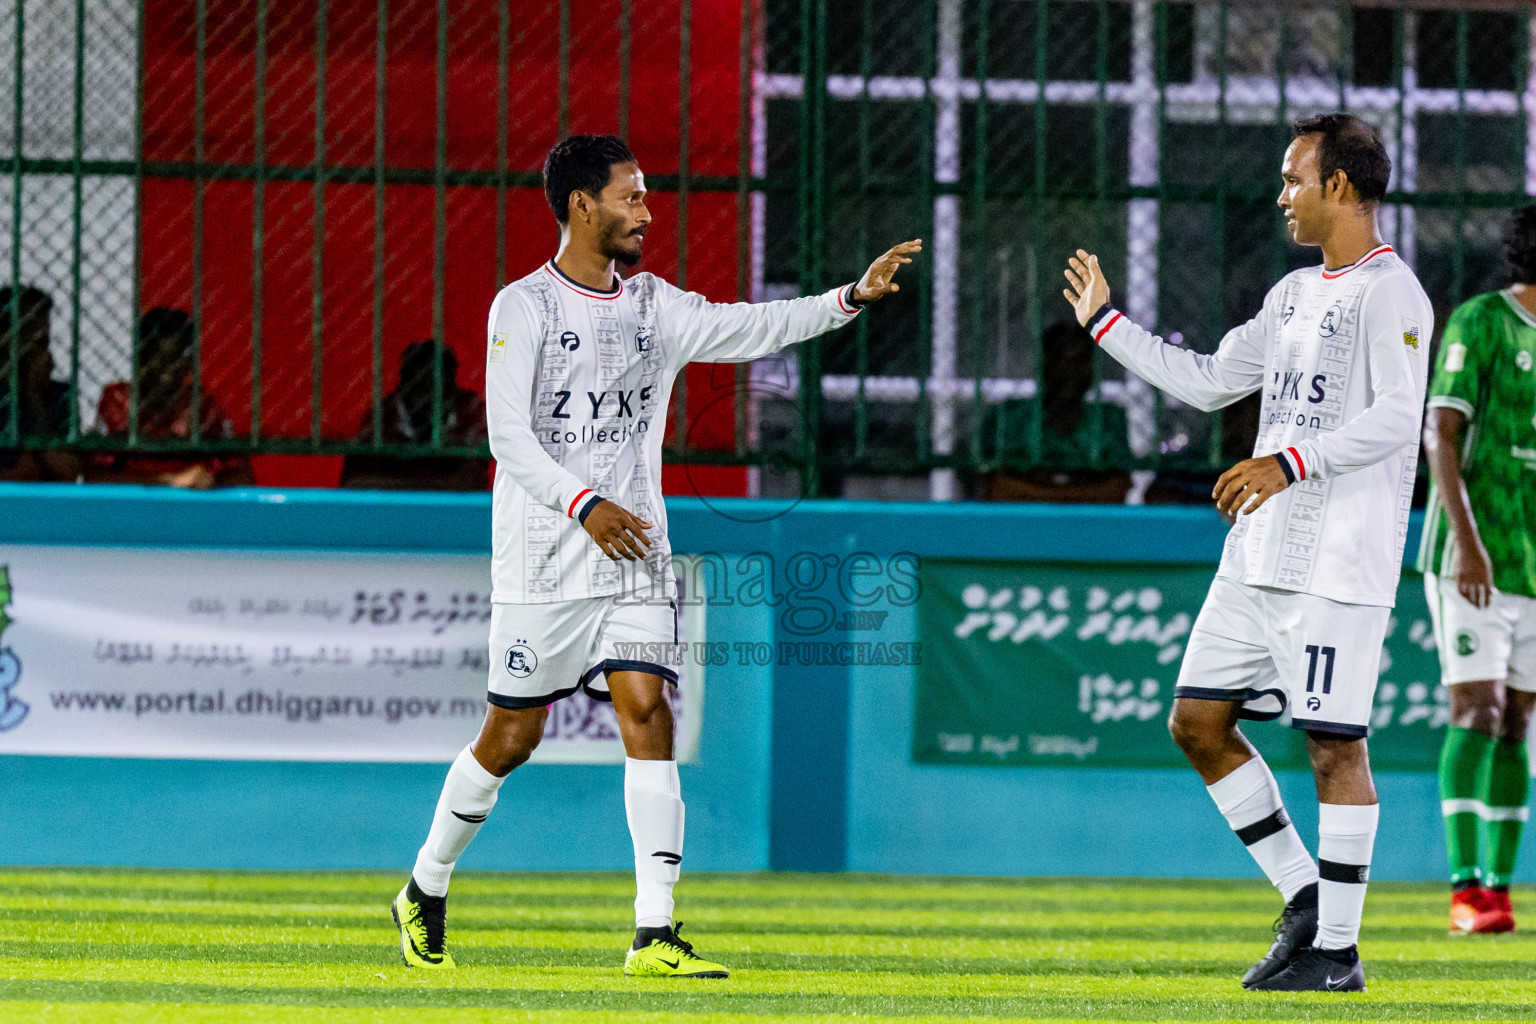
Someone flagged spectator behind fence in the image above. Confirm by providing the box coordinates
[1143,389,1262,504]
[339,340,490,491]
[982,317,1134,502]
[0,286,80,482]
[88,307,252,489]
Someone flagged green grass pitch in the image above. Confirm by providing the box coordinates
[0,869,1531,1022]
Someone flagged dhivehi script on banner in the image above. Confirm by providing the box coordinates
[0,547,703,763]
[913,560,1447,771]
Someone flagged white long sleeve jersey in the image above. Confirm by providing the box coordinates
[486,259,862,603]
[1090,244,1432,607]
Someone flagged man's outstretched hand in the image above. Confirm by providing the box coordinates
[1214,456,1291,519]
[1062,249,1111,327]
[582,499,654,562]
[853,239,923,302]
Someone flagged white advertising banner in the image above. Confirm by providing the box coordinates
[0,546,703,763]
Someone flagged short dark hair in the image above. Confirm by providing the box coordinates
[1290,113,1391,203]
[0,285,52,358]
[399,339,459,389]
[543,134,636,224]
[136,307,195,363]
[1504,205,1536,285]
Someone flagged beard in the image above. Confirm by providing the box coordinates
[599,216,645,267]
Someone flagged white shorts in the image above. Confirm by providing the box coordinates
[1174,576,1390,738]
[1424,572,1536,692]
[486,596,678,710]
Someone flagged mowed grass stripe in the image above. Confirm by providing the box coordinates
[5,978,1536,1021]
[0,893,1474,942]
[11,958,1536,1002]
[3,870,1531,1021]
[0,915,1489,948]
[2,896,1392,931]
[0,869,1454,910]
[5,942,1531,981]
[3,913,1529,967]
[0,1003,1183,1024]
[9,917,1521,964]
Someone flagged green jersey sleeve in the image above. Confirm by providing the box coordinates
[1426,298,1491,418]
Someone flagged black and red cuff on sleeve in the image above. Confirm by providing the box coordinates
[839,284,868,314]
[567,489,605,524]
[1273,446,1307,485]
[1086,304,1121,343]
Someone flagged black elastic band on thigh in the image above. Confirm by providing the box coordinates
[604,659,680,684]
[1235,686,1288,723]
[486,684,580,711]
[1318,858,1370,884]
[1291,717,1369,738]
[1234,808,1291,847]
[1174,686,1249,703]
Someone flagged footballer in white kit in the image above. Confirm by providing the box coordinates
[390,134,921,977]
[1064,114,1431,992]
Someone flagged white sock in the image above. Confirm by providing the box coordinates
[411,745,507,897]
[1206,757,1319,902]
[625,757,684,928]
[1316,802,1378,950]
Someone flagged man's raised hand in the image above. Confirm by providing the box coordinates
[1062,249,1111,327]
[853,239,923,302]
[582,499,654,562]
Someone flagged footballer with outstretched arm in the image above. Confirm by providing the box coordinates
[390,134,921,977]
[1063,114,1432,992]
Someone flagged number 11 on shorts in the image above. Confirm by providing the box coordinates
[1304,644,1337,694]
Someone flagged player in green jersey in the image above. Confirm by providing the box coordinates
[1420,204,1536,935]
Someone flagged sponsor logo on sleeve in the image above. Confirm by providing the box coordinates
[1402,316,1420,349]
[1445,342,1467,373]
[489,332,507,364]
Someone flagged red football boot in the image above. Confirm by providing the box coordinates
[1450,886,1490,935]
[1473,889,1517,934]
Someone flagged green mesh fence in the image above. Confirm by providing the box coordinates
[1,1,1531,498]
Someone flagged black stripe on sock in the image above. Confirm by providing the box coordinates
[451,811,488,824]
[1234,808,1291,846]
[1319,858,1370,884]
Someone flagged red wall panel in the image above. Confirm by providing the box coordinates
[140,0,751,494]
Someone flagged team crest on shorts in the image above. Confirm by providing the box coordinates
[1456,630,1479,657]
[505,642,538,678]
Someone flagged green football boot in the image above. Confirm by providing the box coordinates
[391,878,456,969]
[623,921,729,978]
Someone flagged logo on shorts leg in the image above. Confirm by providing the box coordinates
[1455,630,1479,657]
[505,642,538,678]
[1307,696,1322,712]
